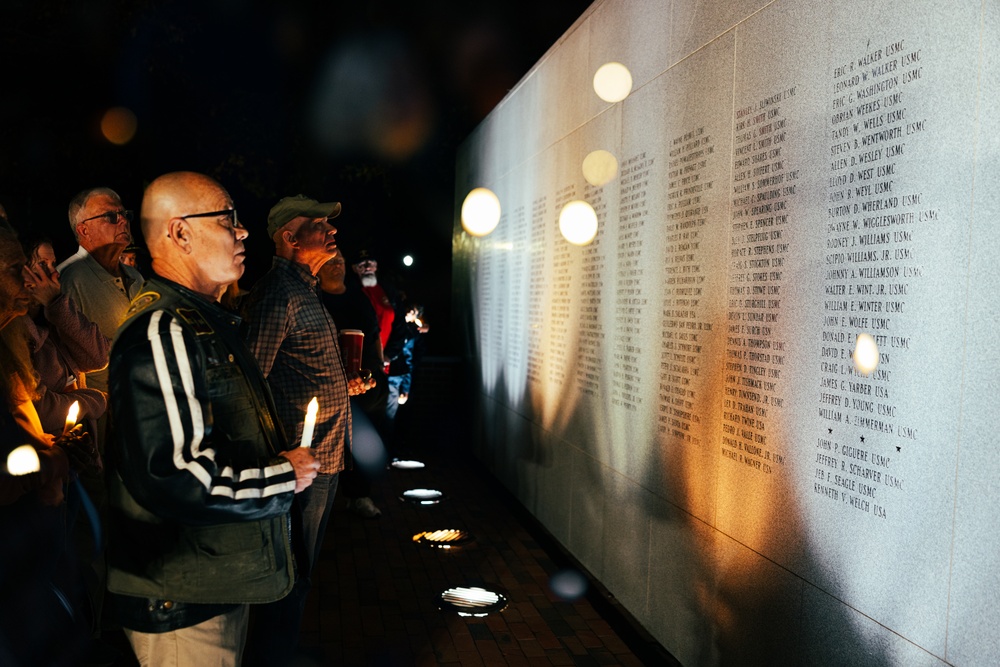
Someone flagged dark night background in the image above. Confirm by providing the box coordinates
[0,0,593,354]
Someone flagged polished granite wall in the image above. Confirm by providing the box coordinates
[453,0,998,663]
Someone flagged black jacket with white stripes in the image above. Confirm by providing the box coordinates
[106,275,298,631]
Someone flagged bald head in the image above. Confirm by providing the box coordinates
[142,172,222,250]
[141,171,248,300]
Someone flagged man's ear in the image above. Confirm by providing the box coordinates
[75,222,88,239]
[166,218,194,253]
[282,229,297,247]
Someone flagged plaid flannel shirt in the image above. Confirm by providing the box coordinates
[243,257,351,474]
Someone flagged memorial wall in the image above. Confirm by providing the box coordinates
[452,0,999,664]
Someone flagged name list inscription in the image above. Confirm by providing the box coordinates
[659,127,716,445]
[508,204,528,377]
[576,183,606,397]
[475,216,499,377]
[526,196,548,385]
[723,86,799,475]
[548,185,576,386]
[814,37,931,520]
[613,152,654,411]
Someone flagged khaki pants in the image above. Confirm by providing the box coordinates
[124,605,249,667]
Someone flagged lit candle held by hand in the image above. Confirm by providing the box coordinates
[64,400,80,435]
[300,397,318,448]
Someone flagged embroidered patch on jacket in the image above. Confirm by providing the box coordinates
[176,308,215,336]
[126,291,160,317]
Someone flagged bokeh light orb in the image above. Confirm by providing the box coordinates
[853,333,879,375]
[351,410,388,475]
[403,254,414,267]
[7,444,40,475]
[593,62,633,103]
[558,200,598,246]
[549,569,588,601]
[461,187,501,237]
[582,149,619,186]
[101,107,138,145]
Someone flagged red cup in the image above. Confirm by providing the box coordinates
[339,329,364,376]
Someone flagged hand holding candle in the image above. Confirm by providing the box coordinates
[300,397,318,448]
[55,400,100,474]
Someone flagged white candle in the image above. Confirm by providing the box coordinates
[64,400,80,435]
[300,397,318,448]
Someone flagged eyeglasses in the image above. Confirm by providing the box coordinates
[180,209,243,231]
[81,209,133,225]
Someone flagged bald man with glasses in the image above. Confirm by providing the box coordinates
[106,172,318,666]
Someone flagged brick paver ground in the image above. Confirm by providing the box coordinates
[290,437,675,666]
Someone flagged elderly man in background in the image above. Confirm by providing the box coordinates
[351,248,397,351]
[105,172,319,666]
[242,195,374,665]
[53,186,144,659]
[58,186,144,394]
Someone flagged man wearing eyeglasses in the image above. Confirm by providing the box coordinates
[106,172,319,666]
[58,186,144,394]
[54,187,145,659]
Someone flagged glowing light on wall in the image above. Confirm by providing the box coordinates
[461,187,501,236]
[101,107,138,145]
[853,333,879,375]
[558,200,598,246]
[593,62,633,103]
[582,149,619,186]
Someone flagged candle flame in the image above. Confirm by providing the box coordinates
[64,400,80,434]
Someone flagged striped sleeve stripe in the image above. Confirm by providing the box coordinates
[168,315,211,463]
[238,481,296,499]
[148,311,213,490]
[233,462,295,483]
[210,480,296,499]
[214,463,296,497]
[148,311,295,499]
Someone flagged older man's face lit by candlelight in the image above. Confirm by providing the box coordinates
[0,238,30,322]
